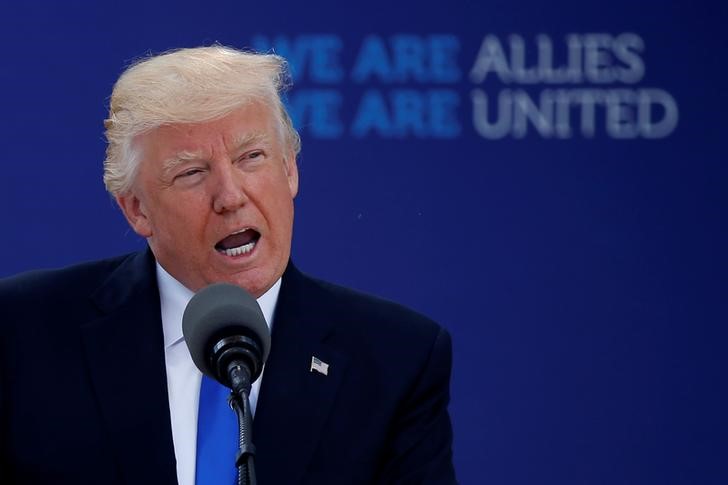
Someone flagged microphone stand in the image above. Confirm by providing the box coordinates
[228,364,257,485]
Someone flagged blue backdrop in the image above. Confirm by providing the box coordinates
[1,1,726,483]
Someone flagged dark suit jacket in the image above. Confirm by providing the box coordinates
[0,249,456,484]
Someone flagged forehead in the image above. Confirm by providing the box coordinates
[137,102,280,159]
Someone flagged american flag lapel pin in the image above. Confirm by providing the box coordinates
[310,355,329,376]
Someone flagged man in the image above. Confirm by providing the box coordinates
[0,46,456,484]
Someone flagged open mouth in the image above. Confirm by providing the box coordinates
[215,228,260,257]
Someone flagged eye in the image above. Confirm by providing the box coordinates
[181,168,203,177]
[235,150,266,170]
[172,167,206,184]
[245,150,264,160]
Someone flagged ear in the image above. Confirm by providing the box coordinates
[115,191,153,238]
[284,150,299,198]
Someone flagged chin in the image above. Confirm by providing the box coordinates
[225,272,274,298]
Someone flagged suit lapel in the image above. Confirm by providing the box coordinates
[79,254,348,484]
[80,249,178,484]
[254,263,350,484]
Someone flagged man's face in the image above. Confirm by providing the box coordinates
[116,103,298,297]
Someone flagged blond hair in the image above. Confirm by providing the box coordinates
[103,45,301,195]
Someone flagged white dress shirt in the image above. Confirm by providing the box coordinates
[156,263,280,485]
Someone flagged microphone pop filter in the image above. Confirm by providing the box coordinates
[182,283,271,384]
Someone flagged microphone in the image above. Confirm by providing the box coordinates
[182,283,270,485]
[182,282,271,394]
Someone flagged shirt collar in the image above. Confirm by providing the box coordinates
[156,263,281,349]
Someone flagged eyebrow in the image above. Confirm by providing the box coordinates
[160,132,270,175]
[161,150,207,175]
[230,131,270,150]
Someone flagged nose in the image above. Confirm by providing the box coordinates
[212,164,248,213]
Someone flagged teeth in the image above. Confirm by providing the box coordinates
[221,241,256,257]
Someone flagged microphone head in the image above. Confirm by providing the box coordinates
[182,283,271,386]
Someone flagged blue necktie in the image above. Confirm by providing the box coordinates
[195,375,237,485]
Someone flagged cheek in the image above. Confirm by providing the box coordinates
[150,197,209,237]
[272,199,295,237]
